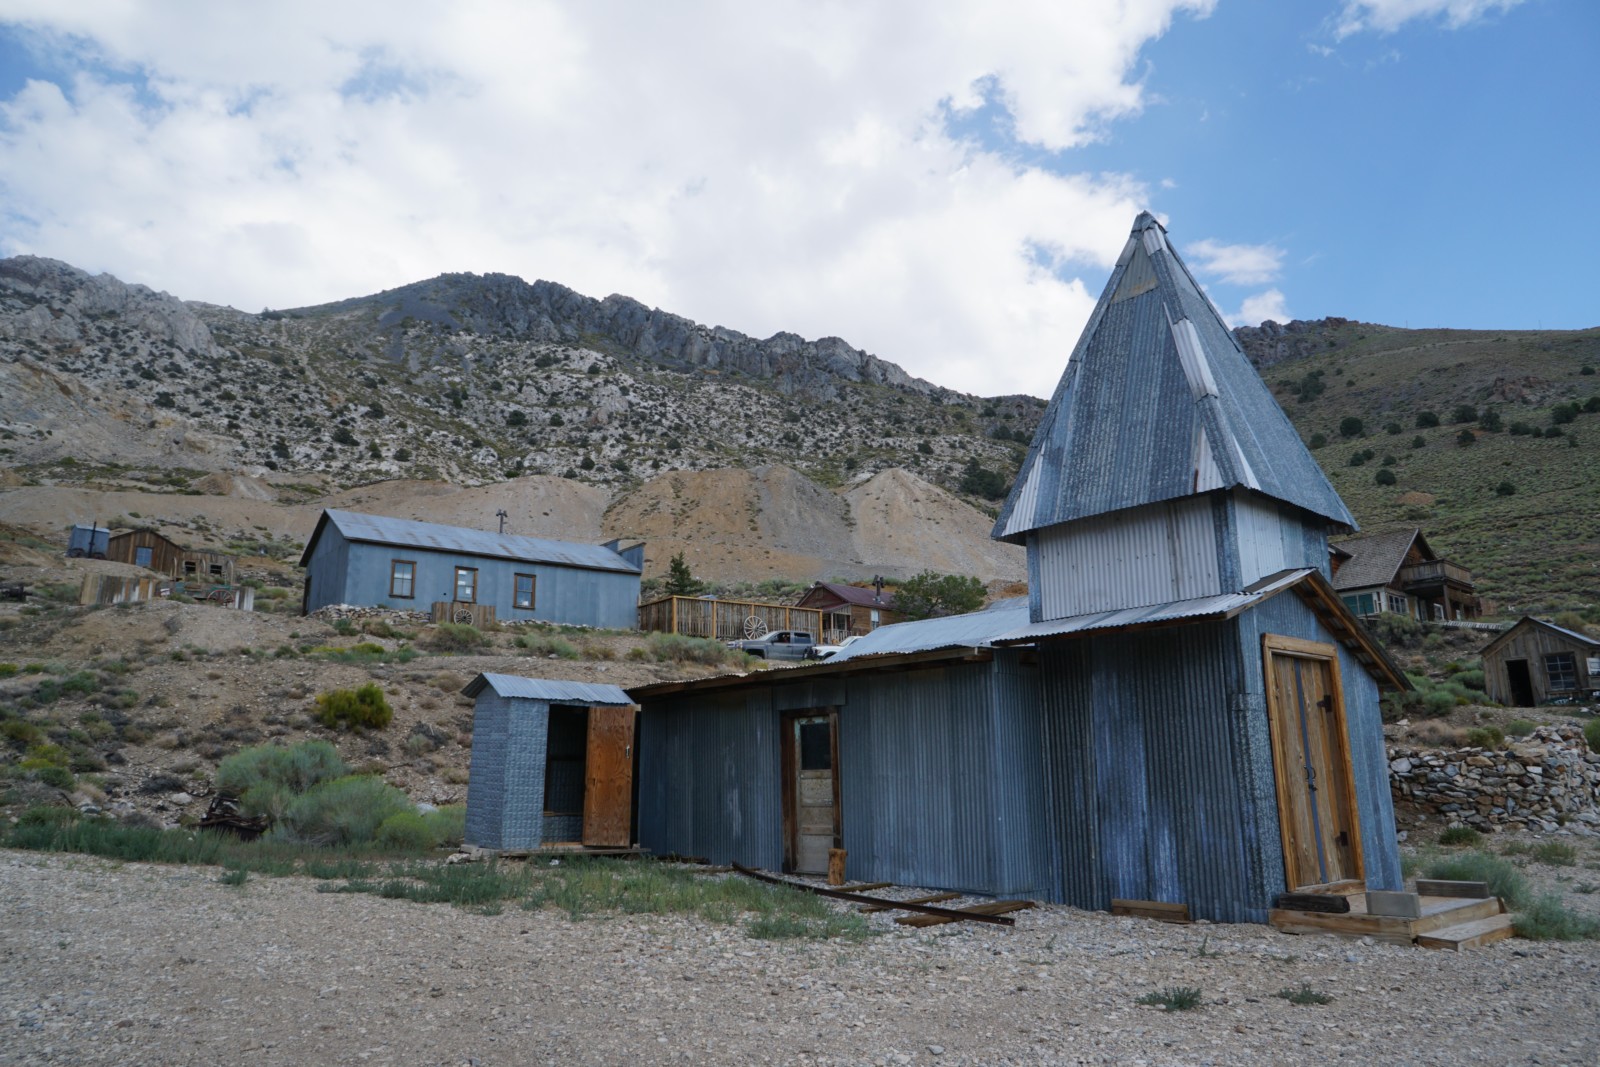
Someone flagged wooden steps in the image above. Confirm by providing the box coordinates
[1269,892,1508,948]
[1415,913,1515,951]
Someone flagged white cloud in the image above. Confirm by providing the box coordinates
[1185,239,1285,286]
[1333,0,1527,38]
[1231,289,1291,327]
[0,1,1218,399]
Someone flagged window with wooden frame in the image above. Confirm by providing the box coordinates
[514,573,536,610]
[1544,652,1577,691]
[454,566,478,603]
[389,560,416,599]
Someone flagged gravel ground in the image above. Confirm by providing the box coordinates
[5,851,1599,1066]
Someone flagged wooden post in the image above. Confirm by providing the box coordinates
[827,848,847,886]
[671,596,678,635]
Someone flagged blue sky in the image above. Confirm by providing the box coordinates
[0,1,1592,398]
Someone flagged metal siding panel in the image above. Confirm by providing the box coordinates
[1240,594,1403,893]
[464,694,548,851]
[988,650,1052,897]
[1034,498,1221,620]
[1039,641,1097,907]
[304,525,351,612]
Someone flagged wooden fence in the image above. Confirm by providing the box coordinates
[637,596,828,641]
[431,601,498,628]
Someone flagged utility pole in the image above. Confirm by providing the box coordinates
[496,509,509,534]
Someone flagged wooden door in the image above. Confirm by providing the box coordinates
[1263,635,1365,891]
[783,711,839,874]
[582,705,636,847]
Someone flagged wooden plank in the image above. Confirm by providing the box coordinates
[1416,879,1491,899]
[858,892,962,914]
[1365,890,1422,919]
[731,864,1021,926]
[1267,908,1417,946]
[1273,892,1350,914]
[582,706,636,847]
[1416,914,1514,951]
[1410,897,1503,935]
[895,900,1036,928]
[1111,899,1192,924]
[836,881,892,893]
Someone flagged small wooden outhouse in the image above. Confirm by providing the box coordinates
[1480,617,1600,706]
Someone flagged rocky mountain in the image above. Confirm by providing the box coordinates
[0,256,1041,497]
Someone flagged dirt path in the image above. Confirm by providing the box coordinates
[4,851,1598,1066]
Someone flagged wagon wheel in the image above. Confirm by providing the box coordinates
[743,615,765,640]
[453,606,476,624]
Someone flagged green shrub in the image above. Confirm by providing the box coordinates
[375,810,437,851]
[1514,894,1600,941]
[274,775,413,846]
[217,740,349,819]
[425,623,485,652]
[1136,987,1203,1012]
[1274,984,1334,1005]
[1585,718,1600,753]
[32,766,76,790]
[647,632,742,666]
[1374,468,1397,486]
[1464,726,1504,748]
[1416,411,1440,428]
[517,634,579,659]
[423,804,467,847]
[1531,842,1578,867]
[1506,719,1536,738]
[1423,851,1529,908]
[2,719,45,748]
[1450,668,1486,691]
[1439,825,1483,847]
[0,663,17,678]
[1338,416,1364,438]
[314,683,393,731]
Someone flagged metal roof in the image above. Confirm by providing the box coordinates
[462,673,636,705]
[993,570,1310,644]
[1480,615,1600,658]
[993,212,1355,544]
[825,597,1031,663]
[301,509,641,574]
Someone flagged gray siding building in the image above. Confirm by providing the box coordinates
[299,509,642,629]
[626,213,1410,924]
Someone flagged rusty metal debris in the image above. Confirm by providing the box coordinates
[730,863,1031,927]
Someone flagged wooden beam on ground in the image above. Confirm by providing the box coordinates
[837,882,893,893]
[1416,879,1491,899]
[895,900,1036,928]
[858,892,962,914]
[1111,899,1193,924]
[730,863,1023,927]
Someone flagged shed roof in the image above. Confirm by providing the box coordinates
[798,581,899,611]
[993,212,1355,544]
[1330,528,1430,591]
[824,597,1030,662]
[462,673,636,705]
[299,509,642,574]
[1480,616,1600,658]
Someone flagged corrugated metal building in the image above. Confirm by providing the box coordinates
[462,674,638,850]
[624,213,1410,924]
[298,509,643,629]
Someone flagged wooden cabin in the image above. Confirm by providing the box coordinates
[795,581,902,640]
[1480,617,1600,706]
[1331,528,1480,621]
[106,528,234,584]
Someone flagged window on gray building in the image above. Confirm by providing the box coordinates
[390,560,415,599]
[514,573,536,609]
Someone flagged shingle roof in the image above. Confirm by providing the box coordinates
[299,509,641,574]
[993,212,1355,544]
[1330,528,1423,591]
[800,581,898,610]
[462,673,636,705]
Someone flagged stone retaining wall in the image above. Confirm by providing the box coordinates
[1388,725,1600,836]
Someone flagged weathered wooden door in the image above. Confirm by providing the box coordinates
[1263,635,1365,891]
[784,712,839,874]
[581,705,636,847]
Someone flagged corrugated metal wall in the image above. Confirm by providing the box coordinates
[310,539,640,628]
[636,688,784,869]
[1038,618,1281,922]
[1228,491,1329,587]
[1237,594,1403,894]
[1033,496,1222,621]
[464,693,550,850]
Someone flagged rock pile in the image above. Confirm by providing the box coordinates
[1388,725,1600,835]
[307,604,430,626]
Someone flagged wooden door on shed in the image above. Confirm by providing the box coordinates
[1263,635,1365,892]
[782,711,840,874]
[582,705,636,847]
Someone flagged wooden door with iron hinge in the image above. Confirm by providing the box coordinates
[1263,635,1365,892]
[582,705,636,847]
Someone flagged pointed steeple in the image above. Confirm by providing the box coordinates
[993,212,1355,544]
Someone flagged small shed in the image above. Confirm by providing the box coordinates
[1480,617,1600,706]
[299,509,643,628]
[66,524,110,559]
[795,581,902,639]
[106,528,235,583]
[462,674,639,851]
